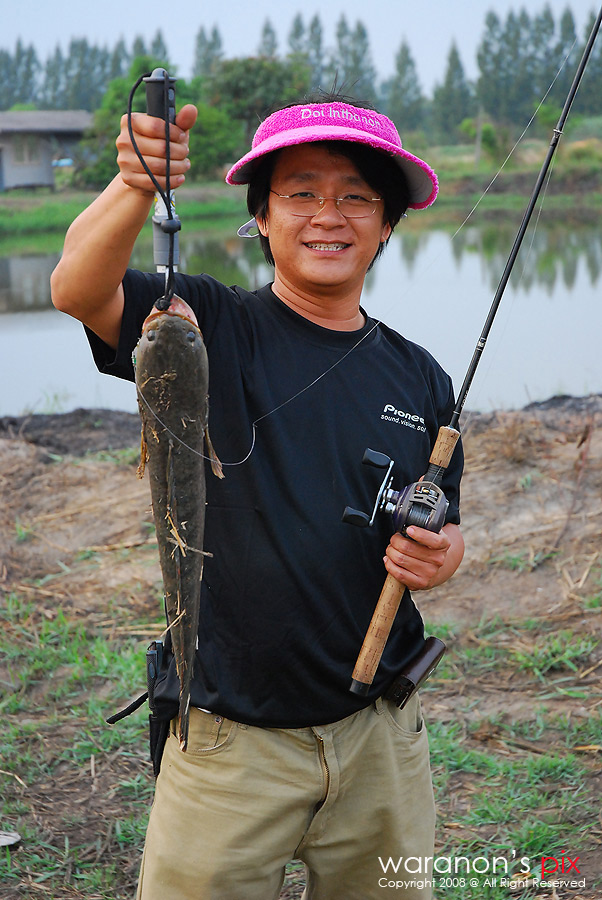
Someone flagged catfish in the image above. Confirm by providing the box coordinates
[134,294,222,750]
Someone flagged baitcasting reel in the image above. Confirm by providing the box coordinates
[342,448,449,536]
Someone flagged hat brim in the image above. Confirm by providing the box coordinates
[225,126,438,210]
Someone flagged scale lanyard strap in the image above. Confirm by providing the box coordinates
[143,68,180,290]
[124,67,182,306]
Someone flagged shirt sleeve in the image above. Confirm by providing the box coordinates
[84,269,167,382]
[84,269,250,381]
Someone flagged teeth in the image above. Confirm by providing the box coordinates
[306,243,347,251]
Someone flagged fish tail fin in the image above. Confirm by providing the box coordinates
[178,693,190,751]
[205,426,225,479]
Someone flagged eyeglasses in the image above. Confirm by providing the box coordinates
[269,190,383,218]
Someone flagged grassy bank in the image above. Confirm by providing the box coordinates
[0,185,249,239]
[1,403,602,898]
[1,590,599,899]
[1,143,602,239]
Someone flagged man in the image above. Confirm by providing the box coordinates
[51,92,464,900]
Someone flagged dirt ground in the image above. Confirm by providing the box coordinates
[1,396,601,899]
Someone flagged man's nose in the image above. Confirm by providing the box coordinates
[309,198,347,224]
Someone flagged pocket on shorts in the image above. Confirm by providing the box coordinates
[172,707,238,756]
[379,693,425,739]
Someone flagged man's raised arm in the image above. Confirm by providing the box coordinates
[50,105,197,350]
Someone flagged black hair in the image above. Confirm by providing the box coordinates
[246,92,410,269]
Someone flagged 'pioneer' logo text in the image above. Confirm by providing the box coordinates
[381,404,426,431]
[383,404,425,423]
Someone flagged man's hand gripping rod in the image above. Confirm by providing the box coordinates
[344,3,602,697]
[343,427,460,695]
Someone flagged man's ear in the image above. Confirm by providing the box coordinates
[380,222,392,243]
[257,216,269,238]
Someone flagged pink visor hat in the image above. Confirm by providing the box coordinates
[225,101,438,209]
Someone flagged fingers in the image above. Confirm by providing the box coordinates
[175,104,198,131]
[400,526,451,552]
[116,111,193,193]
[384,527,450,591]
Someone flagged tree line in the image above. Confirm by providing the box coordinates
[2,7,600,185]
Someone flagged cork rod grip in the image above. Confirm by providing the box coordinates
[429,426,461,469]
[350,573,405,694]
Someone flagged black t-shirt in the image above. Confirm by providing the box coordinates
[86,272,463,727]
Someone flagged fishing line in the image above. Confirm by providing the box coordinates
[446,3,602,437]
[448,37,576,244]
[431,42,571,437]
[362,33,580,340]
[135,317,384,467]
[380,33,580,435]
[450,147,560,429]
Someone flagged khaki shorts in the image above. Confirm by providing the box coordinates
[137,694,435,900]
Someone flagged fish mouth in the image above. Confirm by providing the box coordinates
[304,242,350,252]
[142,294,199,331]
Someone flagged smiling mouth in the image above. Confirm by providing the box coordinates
[305,242,350,252]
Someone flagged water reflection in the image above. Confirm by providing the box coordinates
[0,253,61,311]
[0,215,600,415]
[128,223,272,295]
[453,221,602,294]
[1,219,601,314]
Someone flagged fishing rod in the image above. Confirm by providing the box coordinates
[344,4,602,697]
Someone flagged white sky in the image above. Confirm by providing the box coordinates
[2,0,599,93]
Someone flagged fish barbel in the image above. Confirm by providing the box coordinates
[134,294,222,751]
